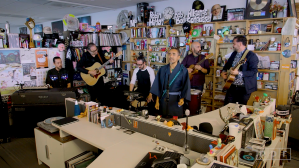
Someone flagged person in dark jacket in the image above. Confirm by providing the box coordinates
[221,35,258,105]
[77,43,113,102]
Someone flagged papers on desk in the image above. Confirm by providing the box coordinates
[65,151,96,168]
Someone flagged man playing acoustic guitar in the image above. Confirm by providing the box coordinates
[77,43,114,103]
[182,42,210,91]
[221,36,258,105]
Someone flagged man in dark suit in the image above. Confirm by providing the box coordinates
[221,36,258,105]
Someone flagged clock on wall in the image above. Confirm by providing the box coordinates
[163,7,175,20]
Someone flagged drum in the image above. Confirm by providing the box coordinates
[189,89,202,115]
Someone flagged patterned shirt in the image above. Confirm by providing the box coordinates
[232,50,245,86]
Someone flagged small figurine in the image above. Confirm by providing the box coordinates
[156,115,161,122]
[128,11,134,20]
[207,144,216,156]
[209,145,213,154]
[216,138,222,149]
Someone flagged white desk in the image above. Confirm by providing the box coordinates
[51,100,280,168]
[179,99,276,136]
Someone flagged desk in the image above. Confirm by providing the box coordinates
[54,117,202,168]
[179,99,276,136]
[48,99,285,168]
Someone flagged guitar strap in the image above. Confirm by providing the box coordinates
[97,53,104,64]
[240,50,249,62]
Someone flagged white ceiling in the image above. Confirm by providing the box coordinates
[0,0,165,28]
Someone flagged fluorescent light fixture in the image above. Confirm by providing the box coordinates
[47,0,113,10]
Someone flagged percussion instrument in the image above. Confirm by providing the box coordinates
[189,89,202,115]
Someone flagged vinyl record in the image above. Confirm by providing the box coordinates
[192,0,204,10]
[192,29,200,37]
[250,0,268,10]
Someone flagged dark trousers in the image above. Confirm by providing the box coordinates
[224,85,251,106]
[191,85,204,91]
[87,77,105,103]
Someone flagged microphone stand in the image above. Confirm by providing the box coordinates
[183,109,190,154]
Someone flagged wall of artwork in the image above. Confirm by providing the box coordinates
[0,48,65,95]
[13,0,288,34]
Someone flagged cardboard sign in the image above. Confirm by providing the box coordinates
[133,120,138,129]
[281,64,290,69]
[35,49,48,69]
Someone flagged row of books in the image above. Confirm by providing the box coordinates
[99,33,122,46]
[65,151,96,168]
[257,72,276,81]
[131,28,147,38]
[212,144,238,167]
[148,27,166,38]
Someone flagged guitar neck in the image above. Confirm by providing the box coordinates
[196,58,206,65]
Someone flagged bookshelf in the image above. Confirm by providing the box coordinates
[117,17,298,112]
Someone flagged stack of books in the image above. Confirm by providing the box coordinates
[65,151,96,168]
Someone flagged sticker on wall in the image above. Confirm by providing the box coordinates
[282,49,291,58]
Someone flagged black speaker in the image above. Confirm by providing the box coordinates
[0,93,11,143]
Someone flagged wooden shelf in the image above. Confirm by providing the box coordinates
[248,33,281,36]
[216,20,246,23]
[192,36,213,39]
[202,97,213,100]
[170,35,186,37]
[150,62,167,65]
[122,61,130,63]
[131,37,147,39]
[149,51,166,52]
[204,89,213,91]
[206,75,213,77]
[257,80,278,83]
[217,43,233,44]
[254,51,281,53]
[131,50,147,51]
[257,89,277,92]
[247,17,284,22]
[258,69,279,72]
[201,104,213,107]
[149,44,167,46]
[148,38,166,40]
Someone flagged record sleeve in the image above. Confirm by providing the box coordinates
[245,0,271,19]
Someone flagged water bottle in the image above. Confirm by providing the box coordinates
[74,100,81,116]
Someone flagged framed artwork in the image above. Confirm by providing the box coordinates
[211,5,226,21]
[245,0,271,19]
[78,16,91,25]
[34,24,43,33]
[79,23,88,32]
[51,21,63,36]
[254,116,264,139]
[19,27,27,34]
[288,0,297,17]
[227,8,245,21]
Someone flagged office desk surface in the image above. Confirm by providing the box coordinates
[179,100,276,135]
[55,117,135,150]
[89,132,201,168]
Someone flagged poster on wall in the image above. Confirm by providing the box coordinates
[0,50,20,64]
[36,69,49,86]
[0,66,23,94]
[35,49,48,68]
[34,24,43,37]
[51,21,64,36]
[20,49,35,63]
[24,80,36,87]
[19,27,27,34]
[48,48,65,69]
[78,16,91,25]
[22,63,36,81]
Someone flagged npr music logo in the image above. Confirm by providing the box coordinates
[256,148,291,161]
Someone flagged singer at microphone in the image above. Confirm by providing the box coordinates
[150,48,191,118]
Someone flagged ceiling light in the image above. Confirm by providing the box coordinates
[47,0,113,10]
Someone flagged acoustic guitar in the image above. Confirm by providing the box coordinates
[222,59,247,91]
[188,53,214,80]
[81,51,122,86]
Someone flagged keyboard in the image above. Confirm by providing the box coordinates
[23,86,49,90]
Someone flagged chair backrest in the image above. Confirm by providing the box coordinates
[199,122,213,134]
